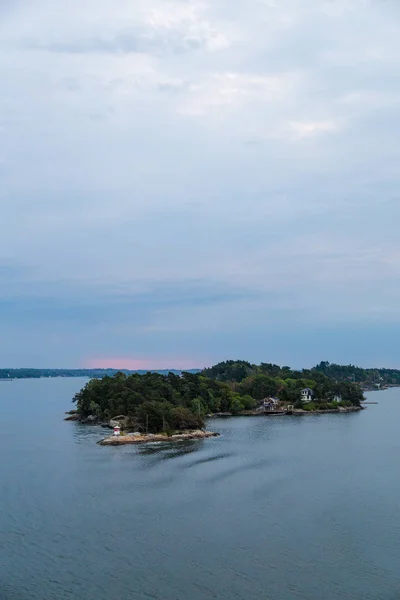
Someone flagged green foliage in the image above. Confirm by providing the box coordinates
[73,371,246,432]
[313,361,400,387]
[302,402,317,411]
[201,360,365,407]
[237,374,281,400]
[202,360,255,383]
[136,401,174,433]
[338,400,351,408]
[170,406,203,431]
[73,360,367,431]
[230,395,245,415]
[240,395,257,410]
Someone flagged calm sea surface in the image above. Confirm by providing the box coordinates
[2,378,400,600]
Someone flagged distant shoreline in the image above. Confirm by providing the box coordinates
[0,369,200,380]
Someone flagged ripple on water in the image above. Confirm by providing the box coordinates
[2,382,400,600]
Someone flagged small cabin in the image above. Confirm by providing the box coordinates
[301,388,313,403]
[113,425,121,436]
[261,397,280,411]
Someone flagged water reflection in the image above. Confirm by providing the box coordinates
[2,380,400,600]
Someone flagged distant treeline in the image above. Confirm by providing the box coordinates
[0,368,200,380]
[313,361,400,385]
[6,361,399,386]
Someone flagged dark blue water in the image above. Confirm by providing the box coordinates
[1,378,400,600]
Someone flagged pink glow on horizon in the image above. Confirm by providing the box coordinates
[83,357,209,370]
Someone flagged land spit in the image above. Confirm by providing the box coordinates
[98,430,220,446]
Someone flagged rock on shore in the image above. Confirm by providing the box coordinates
[64,413,80,421]
[108,416,130,429]
[291,406,363,415]
[98,430,220,446]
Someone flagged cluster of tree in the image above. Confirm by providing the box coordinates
[201,360,364,406]
[236,374,363,406]
[73,361,365,431]
[313,362,400,386]
[73,371,257,432]
[202,361,286,382]
[0,368,199,380]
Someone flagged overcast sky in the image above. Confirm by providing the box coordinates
[1,0,400,369]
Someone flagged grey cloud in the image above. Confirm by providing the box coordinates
[63,78,83,91]
[25,29,206,57]
[1,0,400,366]
[0,276,257,328]
[156,80,190,93]
[0,0,17,15]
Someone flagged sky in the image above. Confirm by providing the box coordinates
[1,0,400,369]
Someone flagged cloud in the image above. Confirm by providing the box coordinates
[14,0,237,57]
[26,26,222,57]
[0,272,256,329]
[178,71,296,116]
[287,120,338,139]
[1,0,400,366]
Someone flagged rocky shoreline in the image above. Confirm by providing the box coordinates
[98,430,220,446]
[210,406,364,417]
[289,406,363,415]
[65,405,364,427]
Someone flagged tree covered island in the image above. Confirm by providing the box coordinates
[71,361,365,437]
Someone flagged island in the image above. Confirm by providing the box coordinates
[68,361,366,445]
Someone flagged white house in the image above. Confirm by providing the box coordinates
[301,388,313,403]
[262,397,280,409]
[256,397,280,412]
